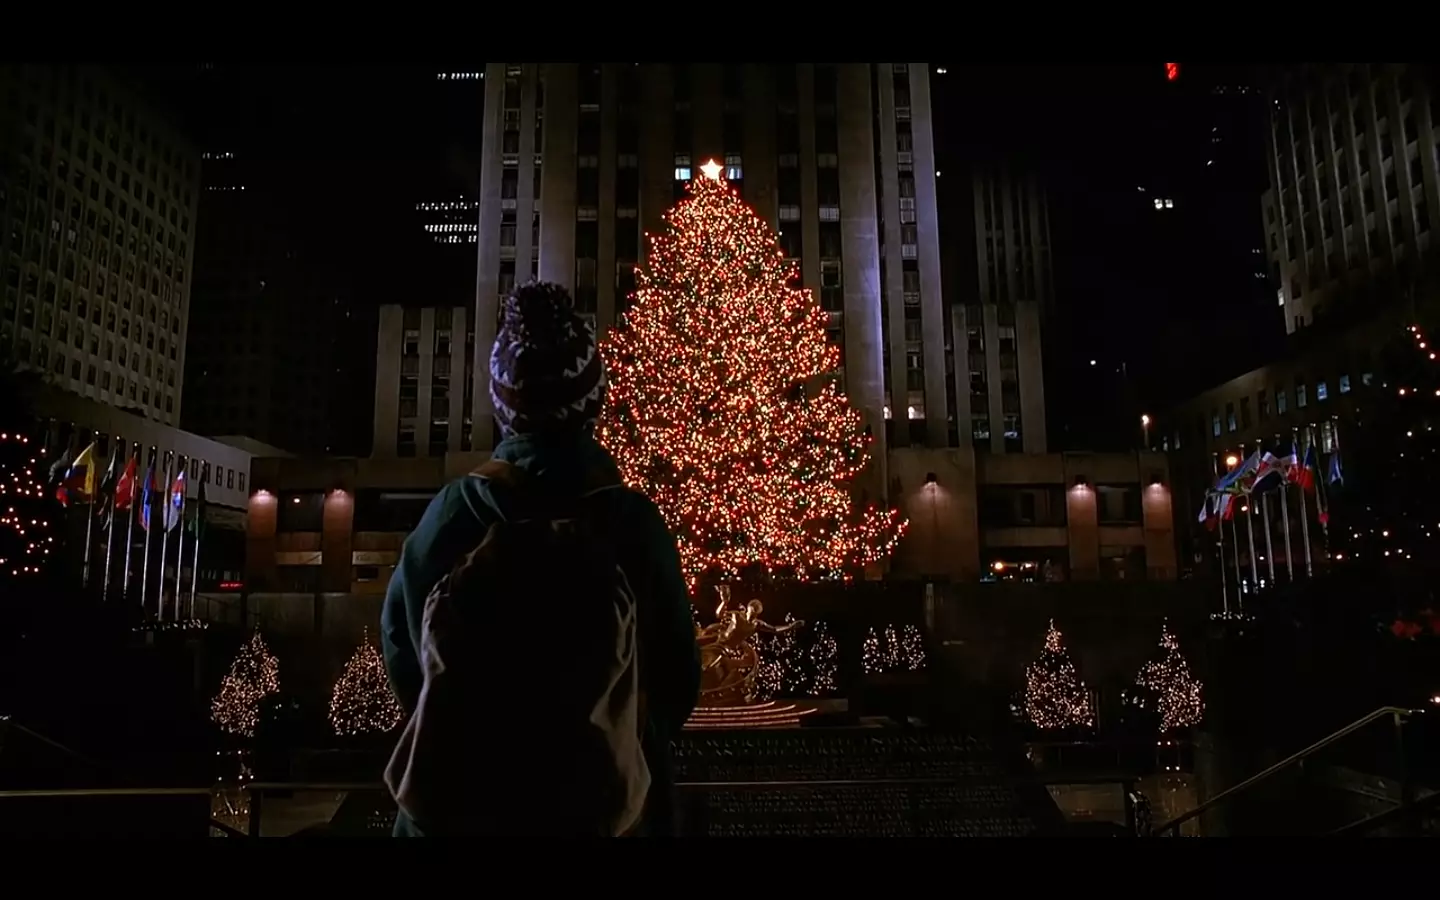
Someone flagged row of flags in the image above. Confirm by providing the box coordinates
[1198,442,1343,528]
[51,439,206,535]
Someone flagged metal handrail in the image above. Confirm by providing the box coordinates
[1151,706,1419,836]
[0,716,108,771]
[1328,788,1440,837]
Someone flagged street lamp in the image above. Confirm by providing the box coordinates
[1225,453,1240,469]
[1141,413,1151,449]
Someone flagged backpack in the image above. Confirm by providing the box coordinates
[384,459,650,836]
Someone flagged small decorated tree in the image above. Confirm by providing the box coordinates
[806,621,840,696]
[898,624,927,672]
[862,624,928,675]
[1023,620,1094,731]
[754,613,804,701]
[212,631,280,737]
[329,630,403,737]
[1131,622,1204,732]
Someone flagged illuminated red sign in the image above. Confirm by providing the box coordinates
[1166,62,1180,82]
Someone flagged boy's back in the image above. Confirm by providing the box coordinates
[380,282,700,836]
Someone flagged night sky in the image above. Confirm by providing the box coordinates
[137,62,1282,451]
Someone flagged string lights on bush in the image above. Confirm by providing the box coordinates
[0,432,58,579]
[1130,622,1204,732]
[329,630,403,737]
[1023,620,1095,731]
[211,631,280,738]
[861,624,928,674]
[754,614,840,699]
[596,168,906,588]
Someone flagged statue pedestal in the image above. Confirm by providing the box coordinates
[684,701,815,730]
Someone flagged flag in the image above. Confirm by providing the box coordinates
[96,448,122,527]
[166,466,186,532]
[1214,451,1260,493]
[188,473,208,540]
[55,441,97,506]
[48,445,73,486]
[1293,445,1317,492]
[1328,452,1344,487]
[1216,493,1237,521]
[1251,451,1286,495]
[114,452,139,511]
[140,456,159,532]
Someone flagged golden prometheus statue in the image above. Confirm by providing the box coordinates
[695,585,803,707]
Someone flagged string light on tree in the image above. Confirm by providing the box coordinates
[807,621,839,695]
[596,167,906,588]
[1023,620,1094,731]
[329,629,403,737]
[898,624,927,672]
[0,432,58,579]
[755,614,840,698]
[211,631,280,737]
[861,623,928,674]
[1130,621,1204,732]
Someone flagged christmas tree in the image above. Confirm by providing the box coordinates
[1023,620,1094,731]
[754,614,803,701]
[861,623,928,675]
[1131,622,1204,732]
[211,631,280,737]
[329,631,403,737]
[0,431,59,581]
[597,166,906,587]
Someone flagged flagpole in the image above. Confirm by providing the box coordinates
[1228,516,1243,595]
[1241,444,1260,590]
[1312,422,1333,555]
[140,447,157,615]
[1210,453,1230,616]
[172,458,188,620]
[102,438,120,601]
[123,445,139,600]
[189,463,207,619]
[157,451,173,621]
[1276,431,1295,581]
[1260,493,1277,584]
[1294,427,1314,578]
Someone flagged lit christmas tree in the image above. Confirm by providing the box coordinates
[898,624,927,672]
[0,431,59,581]
[754,614,803,701]
[597,165,906,587]
[1330,322,1440,567]
[807,621,840,696]
[861,623,927,675]
[211,631,281,738]
[1023,620,1095,731]
[1131,622,1204,732]
[329,631,403,737]
[862,626,885,674]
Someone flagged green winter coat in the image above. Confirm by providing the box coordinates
[380,431,701,835]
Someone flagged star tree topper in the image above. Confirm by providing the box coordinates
[699,158,724,181]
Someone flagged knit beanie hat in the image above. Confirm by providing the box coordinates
[489,281,605,437]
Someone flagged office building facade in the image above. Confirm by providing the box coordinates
[1263,63,1438,333]
[0,64,198,427]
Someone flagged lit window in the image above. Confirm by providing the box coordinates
[1339,374,1351,394]
[674,167,691,181]
[724,152,743,181]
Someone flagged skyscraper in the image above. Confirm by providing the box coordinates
[376,63,950,471]
[0,64,198,426]
[1261,63,1438,333]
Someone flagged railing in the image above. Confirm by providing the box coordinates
[1150,706,1421,837]
[1328,787,1440,837]
[3,768,1148,837]
[0,786,242,836]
